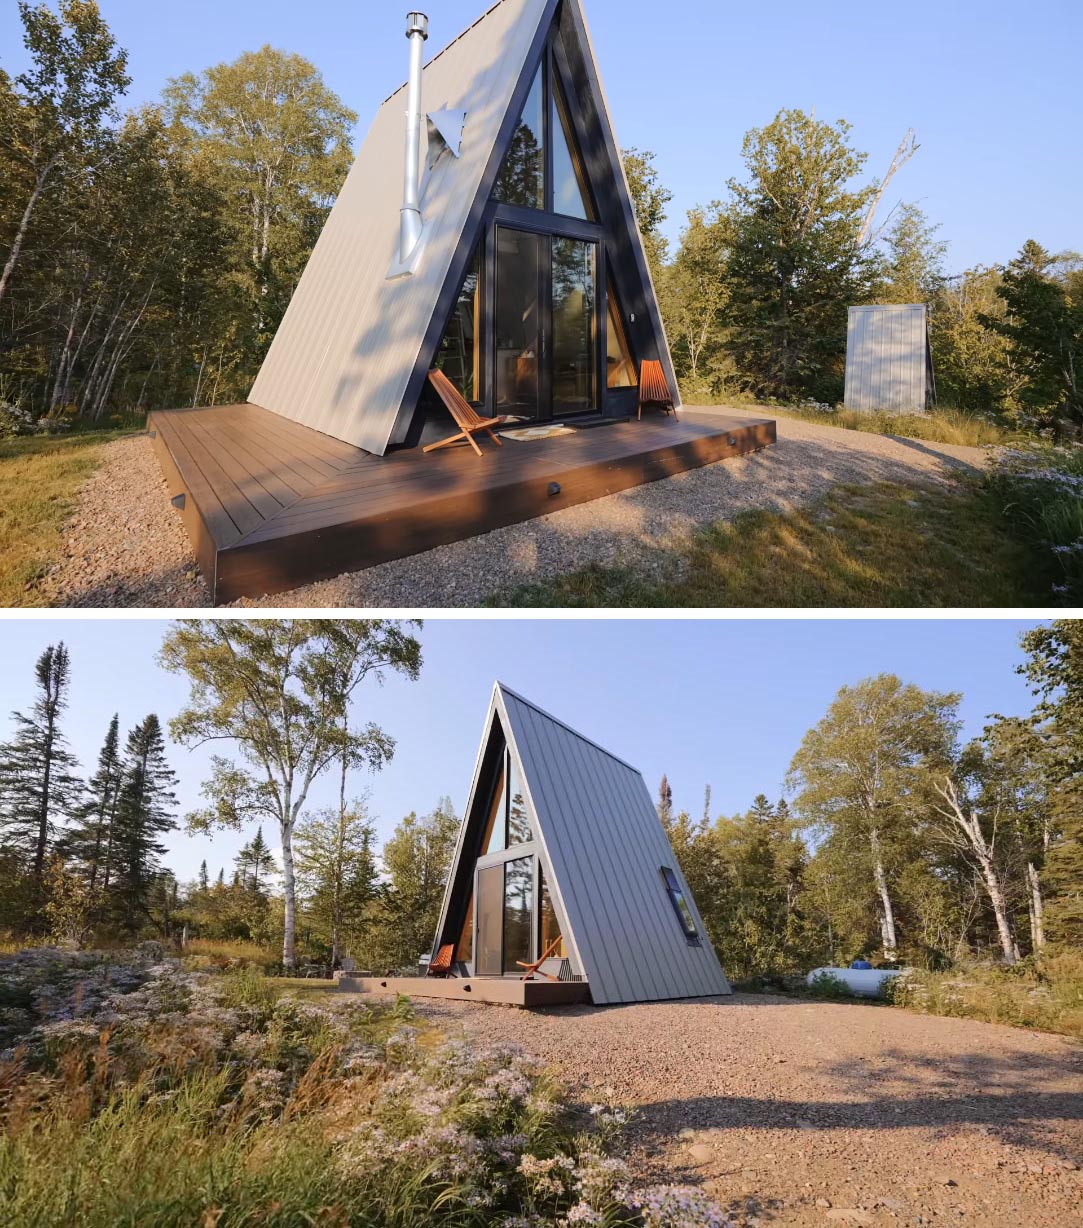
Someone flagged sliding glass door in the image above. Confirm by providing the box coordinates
[493,225,597,421]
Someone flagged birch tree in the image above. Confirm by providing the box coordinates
[161,620,421,968]
[788,674,960,960]
[0,0,129,309]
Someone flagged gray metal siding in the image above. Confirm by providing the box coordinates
[844,304,930,412]
[250,0,550,455]
[498,686,731,1005]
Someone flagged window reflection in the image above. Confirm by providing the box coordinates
[552,237,595,411]
[482,760,507,855]
[503,856,534,973]
[606,286,636,388]
[551,75,592,220]
[493,67,544,210]
[507,755,532,846]
[539,866,565,958]
[434,245,482,401]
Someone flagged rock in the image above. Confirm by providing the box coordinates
[687,1142,715,1165]
[816,1197,832,1208]
[824,1210,873,1225]
[677,1128,696,1139]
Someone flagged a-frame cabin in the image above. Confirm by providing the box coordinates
[340,683,731,1006]
[148,1,775,602]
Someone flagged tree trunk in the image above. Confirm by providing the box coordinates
[33,720,57,887]
[280,781,297,968]
[868,827,898,959]
[1026,860,1045,954]
[0,159,56,310]
[981,857,1017,965]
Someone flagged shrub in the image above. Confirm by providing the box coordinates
[886,953,1083,1039]
[0,948,734,1227]
[804,971,857,1001]
[985,443,1083,602]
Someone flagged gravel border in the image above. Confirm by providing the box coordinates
[41,414,989,609]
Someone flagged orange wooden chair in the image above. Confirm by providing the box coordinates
[428,943,455,977]
[516,935,564,982]
[637,359,678,421]
[425,368,509,457]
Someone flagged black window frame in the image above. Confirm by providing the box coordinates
[661,865,700,944]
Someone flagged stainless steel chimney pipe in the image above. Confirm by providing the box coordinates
[399,12,429,265]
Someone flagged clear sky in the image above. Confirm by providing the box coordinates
[1,0,1078,271]
[0,617,1046,884]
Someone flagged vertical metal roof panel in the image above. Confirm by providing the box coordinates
[496,684,731,1005]
[250,0,551,454]
[844,303,930,412]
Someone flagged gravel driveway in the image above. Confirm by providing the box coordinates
[388,994,1083,1228]
[41,413,989,608]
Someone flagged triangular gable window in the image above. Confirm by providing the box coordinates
[491,55,594,221]
[551,75,593,220]
[493,65,545,210]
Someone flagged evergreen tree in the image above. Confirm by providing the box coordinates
[983,240,1083,432]
[0,642,81,895]
[110,714,177,932]
[198,859,209,891]
[657,774,673,824]
[59,713,122,892]
[236,825,276,894]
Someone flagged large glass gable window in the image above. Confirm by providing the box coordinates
[493,56,594,221]
[493,66,544,209]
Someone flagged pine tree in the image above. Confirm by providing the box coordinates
[657,774,673,824]
[0,643,81,894]
[236,826,276,894]
[110,714,178,932]
[198,859,209,891]
[59,714,122,892]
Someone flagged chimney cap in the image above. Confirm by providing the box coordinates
[406,12,429,38]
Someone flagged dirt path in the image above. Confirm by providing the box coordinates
[399,994,1082,1228]
[41,416,989,608]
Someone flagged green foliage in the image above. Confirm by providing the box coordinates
[0,3,355,421]
[0,947,693,1228]
[985,444,1083,603]
[804,970,857,1001]
[876,202,947,305]
[981,241,1083,433]
[719,110,880,402]
[366,799,461,971]
[621,146,672,277]
[160,619,423,968]
[888,952,1083,1039]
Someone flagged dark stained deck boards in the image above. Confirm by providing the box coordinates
[147,402,777,604]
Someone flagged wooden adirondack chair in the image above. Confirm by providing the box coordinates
[424,368,509,456]
[637,359,678,421]
[428,943,455,977]
[516,936,564,982]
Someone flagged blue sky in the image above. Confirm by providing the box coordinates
[0,618,1046,883]
[1,0,1078,271]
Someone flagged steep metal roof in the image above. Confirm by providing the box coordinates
[435,682,732,1005]
[250,0,680,456]
[249,0,554,454]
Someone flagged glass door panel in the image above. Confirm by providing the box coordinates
[495,227,541,418]
[476,864,504,976]
[552,237,596,415]
[503,856,534,974]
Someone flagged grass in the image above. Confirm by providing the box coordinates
[1,947,683,1228]
[0,428,132,606]
[888,951,1083,1040]
[768,403,1011,448]
[491,479,1049,607]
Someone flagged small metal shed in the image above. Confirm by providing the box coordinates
[844,304,935,412]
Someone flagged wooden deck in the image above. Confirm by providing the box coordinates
[147,402,776,604]
[335,974,591,1008]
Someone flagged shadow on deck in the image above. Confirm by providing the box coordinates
[147,401,776,604]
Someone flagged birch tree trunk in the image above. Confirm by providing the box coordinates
[0,158,58,309]
[280,780,297,969]
[1026,860,1045,953]
[868,827,898,958]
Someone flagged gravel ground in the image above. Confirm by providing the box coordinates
[42,414,989,608]
[391,994,1083,1228]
